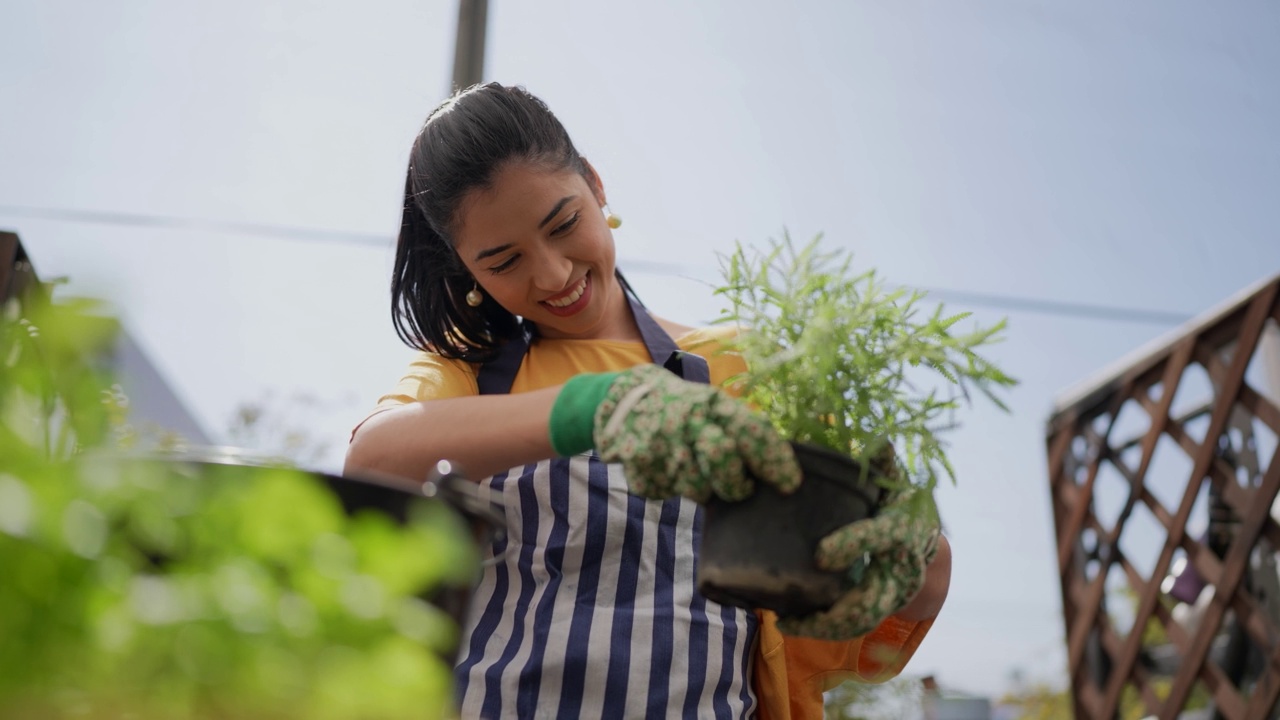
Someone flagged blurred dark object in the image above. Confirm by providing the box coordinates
[115,448,503,638]
[1,230,49,308]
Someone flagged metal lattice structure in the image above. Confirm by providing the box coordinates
[1047,274,1280,719]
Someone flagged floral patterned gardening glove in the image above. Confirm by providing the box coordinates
[548,364,802,502]
[777,459,941,641]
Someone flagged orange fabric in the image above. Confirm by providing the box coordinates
[753,610,936,720]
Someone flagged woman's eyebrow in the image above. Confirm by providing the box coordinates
[474,243,515,262]
[538,196,576,229]
[474,195,578,261]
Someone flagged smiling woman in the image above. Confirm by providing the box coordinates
[450,161,631,340]
[344,82,945,720]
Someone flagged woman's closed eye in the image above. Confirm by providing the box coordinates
[551,212,579,236]
[488,254,519,274]
[486,213,578,274]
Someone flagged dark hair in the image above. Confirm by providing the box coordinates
[391,82,593,361]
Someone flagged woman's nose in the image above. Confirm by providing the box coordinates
[531,249,573,292]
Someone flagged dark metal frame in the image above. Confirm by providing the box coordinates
[1047,274,1280,719]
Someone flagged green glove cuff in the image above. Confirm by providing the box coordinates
[549,371,621,456]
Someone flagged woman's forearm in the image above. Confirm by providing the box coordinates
[344,387,562,482]
[894,533,952,622]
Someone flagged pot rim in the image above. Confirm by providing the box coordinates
[787,440,885,510]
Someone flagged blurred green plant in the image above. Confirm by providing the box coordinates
[823,677,924,719]
[227,391,339,466]
[1,292,477,718]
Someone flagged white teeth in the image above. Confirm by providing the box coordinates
[546,277,587,308]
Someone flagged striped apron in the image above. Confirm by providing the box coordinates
[453,296,758,719]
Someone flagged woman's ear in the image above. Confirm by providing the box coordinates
[581,158,607,207]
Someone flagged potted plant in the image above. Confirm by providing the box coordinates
[696,234,1016,617]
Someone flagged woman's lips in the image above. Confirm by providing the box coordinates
[541,274,591,317]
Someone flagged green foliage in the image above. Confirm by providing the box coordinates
[0,293,477,718]
[998,678,1212,720]
[713,233,1017,498]
[997,683,1074,719]
[824,677,924,719]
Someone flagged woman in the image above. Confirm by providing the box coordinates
[346,82,949,719]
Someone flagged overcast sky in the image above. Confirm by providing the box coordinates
[4,0,1279,698]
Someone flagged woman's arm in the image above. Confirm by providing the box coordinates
[893,533,951,622]
[344,387,562,482]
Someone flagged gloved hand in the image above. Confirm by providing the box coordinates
[549,364,801,503]
[777,481,941,641]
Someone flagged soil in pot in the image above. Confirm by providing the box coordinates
[697,442,885,618]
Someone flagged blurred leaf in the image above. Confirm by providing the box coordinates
[0,293,474,717]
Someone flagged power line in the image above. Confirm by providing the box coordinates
[0,204,390,247]
[910,287,1192,326]
[0,203,1195,326]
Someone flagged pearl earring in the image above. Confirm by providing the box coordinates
[466,282,483,307]
[604,204,622,229]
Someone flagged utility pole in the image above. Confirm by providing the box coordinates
[451,0,489,93]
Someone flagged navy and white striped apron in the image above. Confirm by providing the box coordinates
[453,296,758,719]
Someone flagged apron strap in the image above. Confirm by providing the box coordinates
[476,323,534,396]
[476,284,710,395]
[629,293,710,385]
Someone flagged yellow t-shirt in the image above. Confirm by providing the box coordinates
[368,325,933,720]
[374,326,748,405]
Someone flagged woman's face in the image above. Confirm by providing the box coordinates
[451,161,630,341]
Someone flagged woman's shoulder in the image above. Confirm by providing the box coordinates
[381,349,481,404]
[403,344,482,374]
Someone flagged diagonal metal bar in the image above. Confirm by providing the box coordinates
[1180,534,1225,589]
[1080,680,1105,720]
[1151,597,1190,650]
[1100,620,1163,717]
[1067,548,1116,679]
[1121,342,1194,506]
[1059,388,1132,573]
[1199,661,1250,720]
[1047,428,1075,513]
[1111,400,1213,457]
[1139,489,1177,533]
[1064,432,1126,677]
[1115,554,1148,601]
[1247,637,1280,720]
[1047,424,1099,698]
[1202,347,1280,440]
[1148,595,1248,720]
[1226,576,1280,670]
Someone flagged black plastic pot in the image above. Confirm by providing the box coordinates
[83,449,505,661]
[697,441,885,618]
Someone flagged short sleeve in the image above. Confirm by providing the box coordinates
[675,325,749,392]
[375,352,479,407]
[350,352,479,439]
